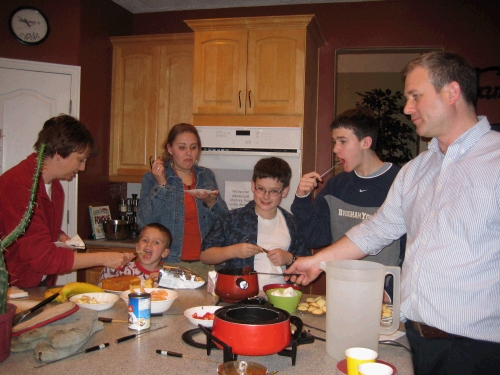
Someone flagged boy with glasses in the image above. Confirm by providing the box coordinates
[201,157,310,288]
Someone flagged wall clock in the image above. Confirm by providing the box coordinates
[9,6,50,45]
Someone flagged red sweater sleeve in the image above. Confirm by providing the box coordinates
[0,154,74,287]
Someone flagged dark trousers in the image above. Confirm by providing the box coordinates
[405,320,500,375]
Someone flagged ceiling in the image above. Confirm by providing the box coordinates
[111,0,381,14]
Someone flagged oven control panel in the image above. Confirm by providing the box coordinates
[196,126,302,150]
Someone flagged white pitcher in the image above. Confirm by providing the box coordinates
[319,260,400,361]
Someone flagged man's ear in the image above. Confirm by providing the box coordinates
[445,81,461,105]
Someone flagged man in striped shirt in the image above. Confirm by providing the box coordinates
[287,51,500,375]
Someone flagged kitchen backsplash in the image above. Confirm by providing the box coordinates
[127,183,141,198]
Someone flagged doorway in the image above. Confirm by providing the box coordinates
[0,58,81,283]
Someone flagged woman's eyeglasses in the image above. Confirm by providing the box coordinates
[254,187,283,197]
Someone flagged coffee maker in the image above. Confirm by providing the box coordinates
[119,194,139,238]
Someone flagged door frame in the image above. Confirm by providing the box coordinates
[0,57,81,236]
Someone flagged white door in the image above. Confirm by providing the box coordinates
[0,58,81,284]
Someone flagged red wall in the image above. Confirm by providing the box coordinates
[1,0,499,239]
[0,0,131,238]
[132,0,500,174]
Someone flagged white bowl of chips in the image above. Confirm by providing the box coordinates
[70,292,119,311]
[120,287,178,314]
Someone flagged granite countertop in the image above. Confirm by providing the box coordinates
[4,288,414,375]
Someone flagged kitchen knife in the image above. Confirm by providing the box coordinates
[34,343,110,368]
[13,292,60,326]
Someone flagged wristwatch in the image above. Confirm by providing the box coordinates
[288,255,297,266]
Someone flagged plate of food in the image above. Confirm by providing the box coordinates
[184,189,217,197]
[70,292,119,311]
[120,287,178,314]
[100,275,154,293]
[184,305,221,328]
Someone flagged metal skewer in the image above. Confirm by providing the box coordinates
[156,350,220,364]
[319,161,341,179]
[116,325,168,343]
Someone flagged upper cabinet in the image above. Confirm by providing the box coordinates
[109,34,193,182]
[185,15,325,128]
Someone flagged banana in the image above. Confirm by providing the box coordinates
[55,282,104,302]
[44,287,62,300]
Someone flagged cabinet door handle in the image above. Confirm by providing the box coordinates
[248,91,252,108]
[238,90,242,108]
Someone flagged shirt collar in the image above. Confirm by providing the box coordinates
[428,116,491,157]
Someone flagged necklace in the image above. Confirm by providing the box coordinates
[174,167,192,175]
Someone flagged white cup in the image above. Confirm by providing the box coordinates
[357,362,394,375]
[345,347,378,375]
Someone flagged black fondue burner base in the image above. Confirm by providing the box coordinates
[197,326,315,366]
[181,328,219,350]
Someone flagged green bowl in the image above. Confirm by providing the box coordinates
[266,288,303,314]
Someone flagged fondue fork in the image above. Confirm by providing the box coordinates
[34,343,110,368]
[319,161,341,179]
[252,271,302,277]
[156,350,220,364]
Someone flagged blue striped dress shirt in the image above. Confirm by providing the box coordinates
[346,117,500,343]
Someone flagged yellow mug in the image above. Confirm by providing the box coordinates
[345,347,378,375]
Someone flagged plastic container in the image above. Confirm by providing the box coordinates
[319,260,400,361]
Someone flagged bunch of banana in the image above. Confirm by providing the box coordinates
[44,282,104,302]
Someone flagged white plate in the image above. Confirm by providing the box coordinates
[184,305,221,328]
[69,292,119,311]
[184,189,216,195]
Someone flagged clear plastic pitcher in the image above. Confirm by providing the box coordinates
[319,260,400,361]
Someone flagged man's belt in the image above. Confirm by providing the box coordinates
[411,321,464,339]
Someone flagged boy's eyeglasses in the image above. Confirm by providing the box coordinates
[254,187,283,197]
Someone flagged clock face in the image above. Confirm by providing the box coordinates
[9,6,50,45]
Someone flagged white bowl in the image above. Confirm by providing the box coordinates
[69,292,119,311]
[120,288,178,314]
[184,305,221,328]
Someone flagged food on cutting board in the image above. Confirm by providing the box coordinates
[192,311,215,320]
[297,296,326,315]
[101,275,141,291]
[48,282,104,302]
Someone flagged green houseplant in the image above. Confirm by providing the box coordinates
[356,88,416,166]
[0,145,44,363]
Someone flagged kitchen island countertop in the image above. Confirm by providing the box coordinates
[4,288,414,374]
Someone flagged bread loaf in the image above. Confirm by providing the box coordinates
[101,275,141,291]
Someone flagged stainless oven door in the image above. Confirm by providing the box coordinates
[198,150,301,212]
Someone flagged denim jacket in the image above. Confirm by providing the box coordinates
[137,163,228,263]
[201,200,311,270]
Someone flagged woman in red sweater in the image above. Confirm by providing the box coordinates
[0,114,133,287]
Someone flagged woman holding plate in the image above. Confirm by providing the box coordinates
[137,123,228,277]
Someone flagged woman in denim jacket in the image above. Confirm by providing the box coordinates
[138,123,228,276]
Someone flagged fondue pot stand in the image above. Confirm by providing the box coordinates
[215,268,259,303]
[199,305,304,362]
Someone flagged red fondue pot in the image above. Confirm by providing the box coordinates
[215,268,259,303]
[210,305,302,356]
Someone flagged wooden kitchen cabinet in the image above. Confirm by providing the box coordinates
[185,15,325,128]
[81,245,136,284]
[109,34,194,182]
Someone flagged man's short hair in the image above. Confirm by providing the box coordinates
[401,51,477,107]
